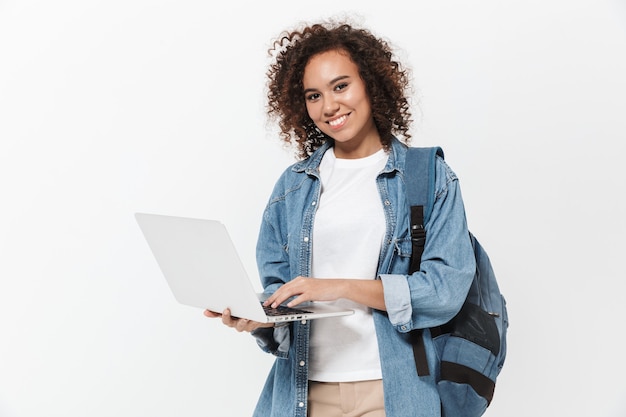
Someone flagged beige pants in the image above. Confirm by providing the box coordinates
[308,380,385,417]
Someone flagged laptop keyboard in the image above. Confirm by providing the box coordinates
[262,303,312,316]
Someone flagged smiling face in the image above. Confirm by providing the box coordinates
[302,49,382,159]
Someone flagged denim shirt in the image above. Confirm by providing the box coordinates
[251,137,475,417]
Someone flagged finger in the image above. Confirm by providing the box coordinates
[268,283,301,308]
[263,278,303,307]
[264,291,286,309]
[221,308,236,327]
[203,310,221,318]
[235,318,250,332]
[262,293,276,307]
[287,294,310,307]
[268,293,291,308]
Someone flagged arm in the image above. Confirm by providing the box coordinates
[246,174,298,357]
[263,277,386,311]
[381,157,476,331]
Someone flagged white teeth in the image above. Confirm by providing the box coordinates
[328,115,347,127]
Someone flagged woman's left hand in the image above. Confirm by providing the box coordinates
[263,277,345,309]
[263,276,387,311]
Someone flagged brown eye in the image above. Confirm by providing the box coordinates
[306,92,321,101]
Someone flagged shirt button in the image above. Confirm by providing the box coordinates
[299,361,305,366]
[304,236,309,242]
[298,402,304,408]
[312,201,316,206]
[301,320,307,325]
[384,200,391,205]
[401,325,407,331]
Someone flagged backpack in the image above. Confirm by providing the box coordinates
[405,147,508,417]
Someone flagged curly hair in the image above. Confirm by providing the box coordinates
[266,21,413,159]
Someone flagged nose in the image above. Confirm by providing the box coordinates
[323,96,340,117]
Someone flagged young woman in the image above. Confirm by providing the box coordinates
[205,21,476,417]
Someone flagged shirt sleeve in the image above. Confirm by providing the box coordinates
[380,157,476,332]
[250,176,294,356]
[251,325,290,358]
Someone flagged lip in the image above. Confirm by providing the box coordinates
[326,113,349,130]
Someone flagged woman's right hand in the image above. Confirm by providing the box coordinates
[203,308,274,333]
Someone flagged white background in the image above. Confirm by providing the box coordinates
[1,0,625,416]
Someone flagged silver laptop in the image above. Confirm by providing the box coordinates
[135,213,354,323]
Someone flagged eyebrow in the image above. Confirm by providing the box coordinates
[303,75,351,95]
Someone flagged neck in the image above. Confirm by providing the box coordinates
[333,136,383,159]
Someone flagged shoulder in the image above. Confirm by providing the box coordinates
[435,155,458,185]
[268,163,307,198]
[265,156,321,206]
[427,152,460,207]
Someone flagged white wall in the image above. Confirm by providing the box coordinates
[1,1,625,416]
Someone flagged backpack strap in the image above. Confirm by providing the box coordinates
[405,146,443,275]
[404,146,444,377]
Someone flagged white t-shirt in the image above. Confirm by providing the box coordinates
[309,147,388,382]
